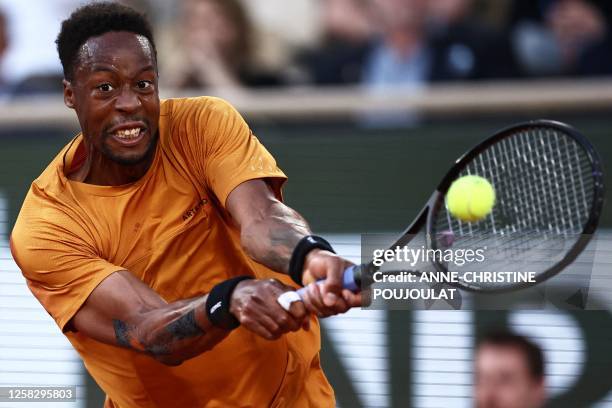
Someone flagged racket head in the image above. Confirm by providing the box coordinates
[425,120,604,293]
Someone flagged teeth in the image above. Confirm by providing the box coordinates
[114,128,141,140]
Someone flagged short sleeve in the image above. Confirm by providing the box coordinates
[11,204,124,331]
[167,97,287,206]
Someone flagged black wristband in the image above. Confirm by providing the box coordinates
[206,276,253,330]
[288,235,335,286]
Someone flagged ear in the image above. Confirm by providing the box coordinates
[63,79,75,109]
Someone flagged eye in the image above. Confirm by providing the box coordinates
[137,80,153,90]
[97,83,114,92]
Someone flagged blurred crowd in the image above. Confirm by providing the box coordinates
[0,0,611,98]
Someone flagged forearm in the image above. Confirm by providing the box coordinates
[113,295,228,365]
[240,201,311,274]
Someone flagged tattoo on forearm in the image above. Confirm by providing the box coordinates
[165,309,205,340]
[113,319,142,350]
[248,207,311,273]
[112,308,205,358]
[144,342,171,357]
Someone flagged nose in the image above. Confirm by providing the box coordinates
[115,85,141,113]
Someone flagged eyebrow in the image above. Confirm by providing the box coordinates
[90,64,156,75]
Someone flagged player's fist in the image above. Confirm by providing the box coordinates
[301,250,362,316]
[229,279,309,340]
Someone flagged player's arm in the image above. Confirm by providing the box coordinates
[226,179,361,315]
[70,270,309,365]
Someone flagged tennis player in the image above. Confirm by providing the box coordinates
[10,2,360,407]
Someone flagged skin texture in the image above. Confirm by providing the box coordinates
[64,31,160,185]
[475,344,546,408]
[65,31,360,365]
[227,179,362,317]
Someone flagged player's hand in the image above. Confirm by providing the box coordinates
[301,250,362,316]
[229,279,310,340]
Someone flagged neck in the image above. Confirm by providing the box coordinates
[69,138,157,186]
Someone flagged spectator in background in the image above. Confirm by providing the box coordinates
[0,9,10,97]
[426,0,519,80]
[364,0,519,85]
[0,0,82,96]
[512,0,612,76]
[161,0,280,91]
[302,0,518,88]
[362,0,430,91]
[475,332,546,408]
[301,0,376,85]
[549,0,612,76]
[357,0,430,126]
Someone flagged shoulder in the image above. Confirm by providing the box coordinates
[11,192,95,281]
[162,96,240,124]
[12,149,94,260]
[160,96,249,153]
[12,189,89,249]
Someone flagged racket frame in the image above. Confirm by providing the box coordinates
[358,120,605,294]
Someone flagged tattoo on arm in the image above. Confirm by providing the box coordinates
[242,203,311,274]
[112,304,208,360]
[113,318,172,356]
[113,319,135,349]
[166,309,205,340]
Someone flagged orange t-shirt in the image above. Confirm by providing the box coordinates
[10,97,335,408]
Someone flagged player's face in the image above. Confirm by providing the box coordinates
[475,345,545,408]
[64,31,160,165]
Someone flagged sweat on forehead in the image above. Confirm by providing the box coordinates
[75,32,155,68]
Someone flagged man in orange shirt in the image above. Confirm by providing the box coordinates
[10,2,360,407]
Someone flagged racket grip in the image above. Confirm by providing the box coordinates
[342,265,360,292]
[296,265,360,298]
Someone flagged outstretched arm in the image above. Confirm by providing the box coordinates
[226,179,361,314]
[70,270,309,365]
[227,180,310,275]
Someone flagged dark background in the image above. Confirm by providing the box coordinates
[3,115,610,233]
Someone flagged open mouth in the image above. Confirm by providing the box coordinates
[111,127,146,146]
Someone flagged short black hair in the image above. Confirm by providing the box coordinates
[56,2,157,80]
[477,331,545,379]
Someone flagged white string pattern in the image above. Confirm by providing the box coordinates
[432,128,595,290]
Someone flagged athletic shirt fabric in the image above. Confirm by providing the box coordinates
[10,96,335,407]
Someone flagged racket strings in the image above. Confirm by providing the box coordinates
[431,126,597,290]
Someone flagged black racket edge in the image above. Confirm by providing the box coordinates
[427,119,605,294]
[430,119,605,293]
[352,120,605,294]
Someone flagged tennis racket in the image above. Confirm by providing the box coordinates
[291,120,605,301]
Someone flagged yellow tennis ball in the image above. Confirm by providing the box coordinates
[446,175,496,222]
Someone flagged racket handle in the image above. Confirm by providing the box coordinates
[296,264,361,297]
[342,265,360,292]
